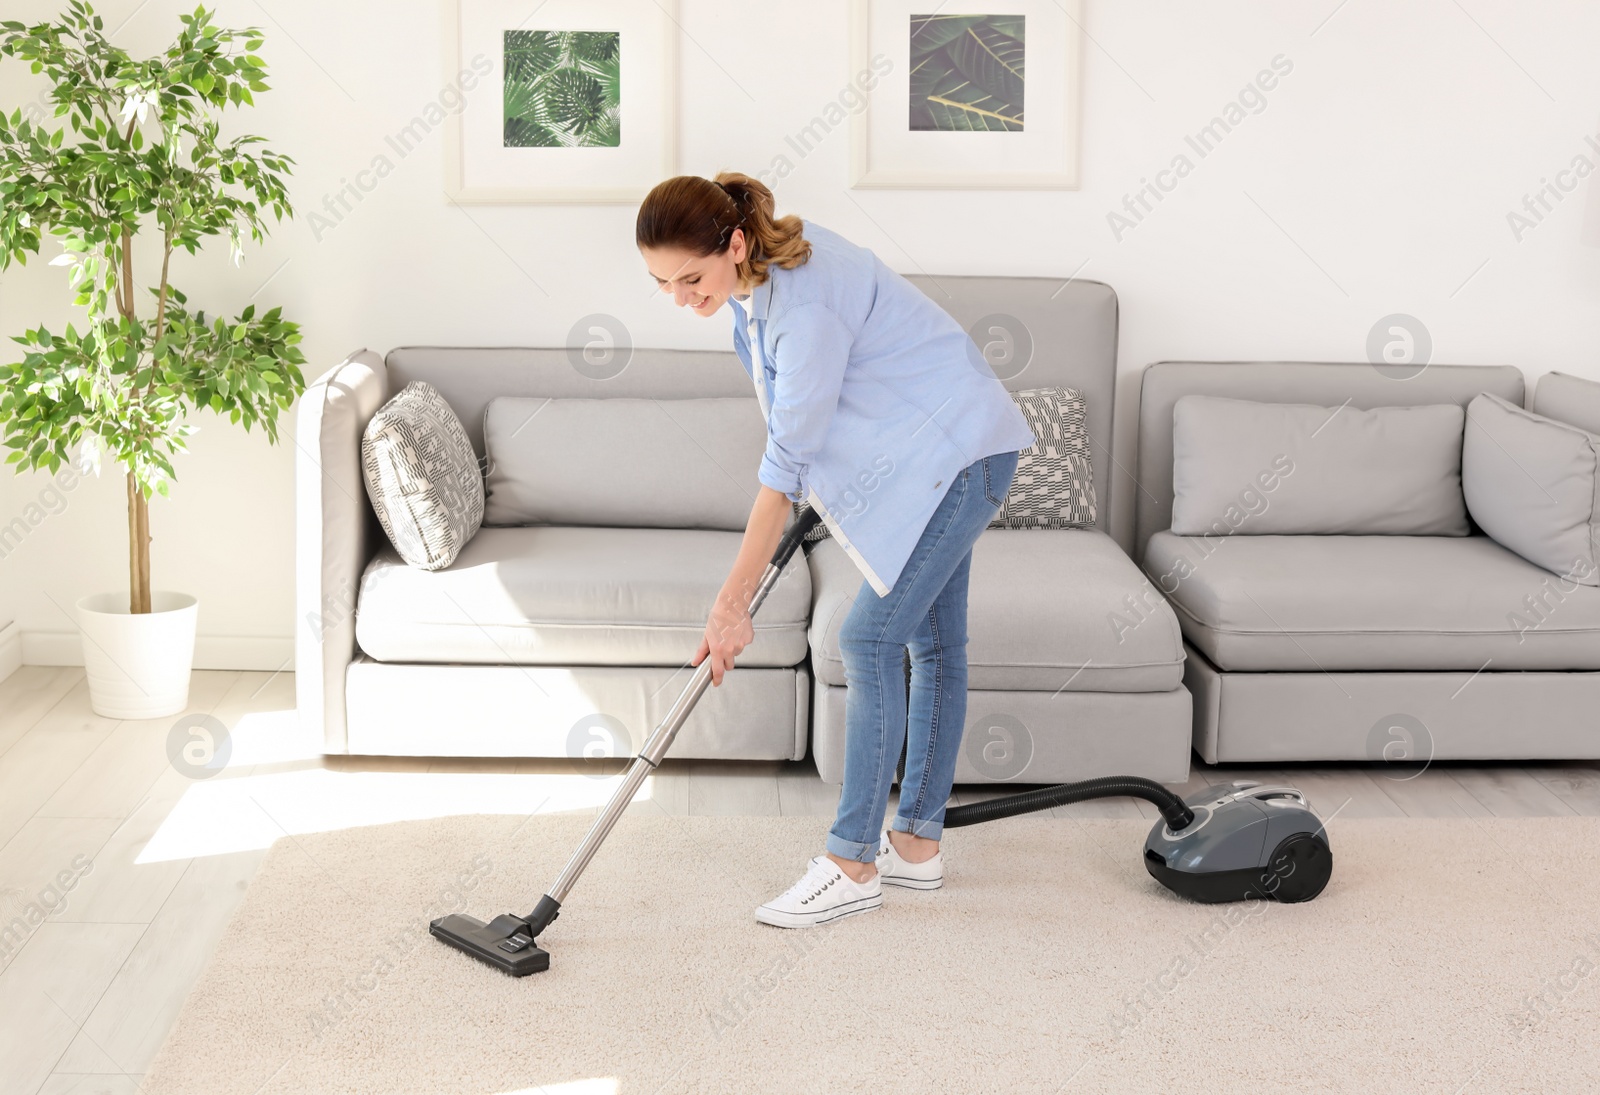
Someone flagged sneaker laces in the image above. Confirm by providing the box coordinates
[781,857,847,905]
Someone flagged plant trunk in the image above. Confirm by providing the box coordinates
[127,471,151,614]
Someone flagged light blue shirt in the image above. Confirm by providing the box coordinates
[729,218,1036,596]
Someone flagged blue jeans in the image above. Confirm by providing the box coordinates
[825,449,1019,862]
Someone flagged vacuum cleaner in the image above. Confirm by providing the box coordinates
[431,507,1333,976]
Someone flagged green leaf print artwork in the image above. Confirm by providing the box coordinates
[909,14,1024,132]
[503,29,622,148]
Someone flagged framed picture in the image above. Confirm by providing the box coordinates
[440,0,680,203]
[848,0,1082,189]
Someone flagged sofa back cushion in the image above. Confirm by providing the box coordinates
[1135,362,1525,559]
[482,396,766,530]
[1533,371,1600,436]
[1463,392,1600,586]
[1170,394,1469,536]
[385,275,1123,544]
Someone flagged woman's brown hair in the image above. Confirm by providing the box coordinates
[636,172,812,289]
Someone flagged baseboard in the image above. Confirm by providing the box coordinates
[20,628,294,672]
[0,621,20,684]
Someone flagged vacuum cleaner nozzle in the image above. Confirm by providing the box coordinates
[432,893,563,976]
[430,912,551,976]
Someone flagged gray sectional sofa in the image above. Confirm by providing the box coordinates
[1134,362,1600,765]
[295,275,1194,785]
[298,280,1600,780]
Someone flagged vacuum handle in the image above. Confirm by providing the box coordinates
[769,504,822,577]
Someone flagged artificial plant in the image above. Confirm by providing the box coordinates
[0,1,304,614]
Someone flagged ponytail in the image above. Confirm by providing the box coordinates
[636,172,812,287]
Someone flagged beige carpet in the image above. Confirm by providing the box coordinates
[142,811,1600,1094]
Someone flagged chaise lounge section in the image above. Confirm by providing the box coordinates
[1134,361,1600,765]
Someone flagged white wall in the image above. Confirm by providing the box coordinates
[2,0,1598,669]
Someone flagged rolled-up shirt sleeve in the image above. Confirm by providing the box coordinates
[758,302,853,502]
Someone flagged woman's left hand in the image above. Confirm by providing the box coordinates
[693,591,754,687]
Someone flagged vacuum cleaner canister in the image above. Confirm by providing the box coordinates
[1143,781,1332,904]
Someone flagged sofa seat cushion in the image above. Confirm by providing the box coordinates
[1143,530,1600,671]
[807,528,1185,692]
[355,526,811,666]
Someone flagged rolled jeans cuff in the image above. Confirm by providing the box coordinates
[824,831,878,864]
[892,814,944,841]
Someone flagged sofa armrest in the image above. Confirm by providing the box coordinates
[295,349,389,753]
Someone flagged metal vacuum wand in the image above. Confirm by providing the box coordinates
[539,507,816,913]
[430,504,823,975]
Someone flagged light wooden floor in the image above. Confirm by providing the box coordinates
[2,666,1597,1095]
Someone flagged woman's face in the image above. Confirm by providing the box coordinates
[641,227,750,316]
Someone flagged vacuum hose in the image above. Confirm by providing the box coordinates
[941,776,1196,833]
[896,730,1196,832]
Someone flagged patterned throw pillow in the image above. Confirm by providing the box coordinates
[361,381,484,570]
[792,498,831,544]
[790,387,1096,540]
[988,386,1097,529]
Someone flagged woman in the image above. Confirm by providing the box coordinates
[637,173,1036,928]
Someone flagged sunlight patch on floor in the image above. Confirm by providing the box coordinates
[222,706,324,765]
[136,768,649,862]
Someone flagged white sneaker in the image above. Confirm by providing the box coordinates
[755,855,882,928]
[875,829,944,889]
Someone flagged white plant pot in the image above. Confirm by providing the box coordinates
[74,591,199,719]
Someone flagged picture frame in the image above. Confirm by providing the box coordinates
[440,0,680,203]
[848,0,1083,189]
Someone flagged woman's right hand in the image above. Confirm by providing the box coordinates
[694,488,790,686]
[693,592,754,687]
